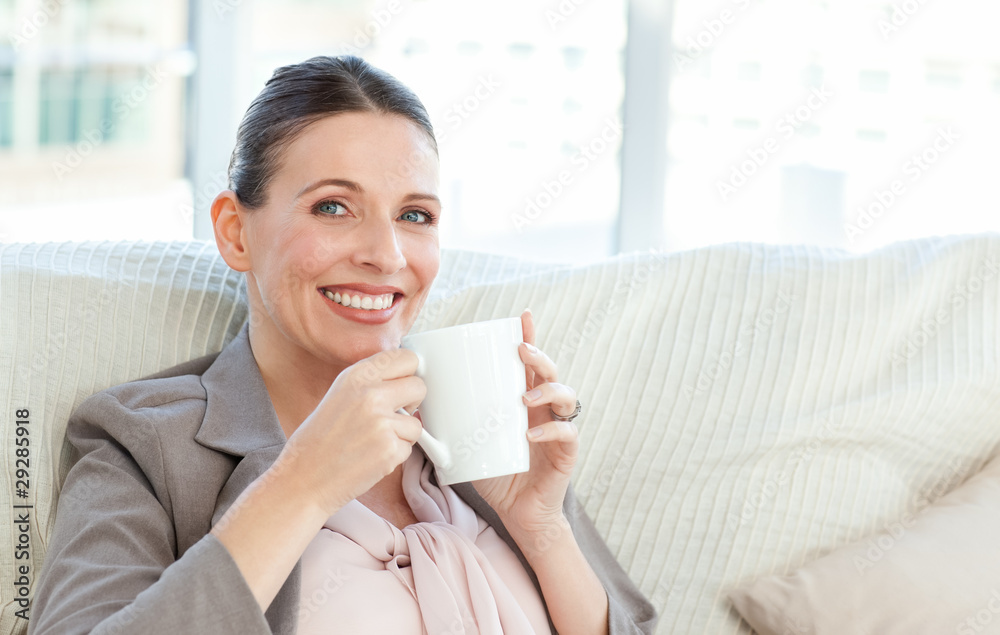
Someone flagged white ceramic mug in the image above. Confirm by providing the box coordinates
[399,317,530,485]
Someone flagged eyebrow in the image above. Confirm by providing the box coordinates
[296,178,440,205]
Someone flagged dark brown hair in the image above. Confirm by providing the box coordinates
[227,55,437,209]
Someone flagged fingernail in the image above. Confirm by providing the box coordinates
[524,342,538,354]
[524,388,542,401]
[529,427,544,438]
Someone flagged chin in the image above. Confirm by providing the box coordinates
[336,333,402,364]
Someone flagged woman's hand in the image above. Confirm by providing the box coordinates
[471,311,611,635]
[471,308,581,544]
[278,348,426,515]
[211,348,425,612]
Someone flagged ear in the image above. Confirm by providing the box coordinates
[211,190,252,272]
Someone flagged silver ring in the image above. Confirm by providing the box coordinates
[551,399,582,422]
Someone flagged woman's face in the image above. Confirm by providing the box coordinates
[237,111,441,370]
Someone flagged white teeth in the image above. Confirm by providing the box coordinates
[325,290,396,310]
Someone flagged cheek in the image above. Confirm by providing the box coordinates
[411,240,440,287]
[260,233,336,305]
[295,242,335,282]
[288,231,341,280]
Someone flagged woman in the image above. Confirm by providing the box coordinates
[30,56,656,634]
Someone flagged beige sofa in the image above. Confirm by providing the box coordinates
[2,235,999,634]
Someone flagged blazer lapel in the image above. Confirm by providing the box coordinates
[194,323,287,539]
[196,323,286,457]
[194,323,299,633]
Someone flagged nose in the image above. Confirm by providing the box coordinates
[351,212,406,274]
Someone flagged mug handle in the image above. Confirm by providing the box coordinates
[396,407,453,469]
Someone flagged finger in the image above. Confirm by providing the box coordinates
[521,308,536,346]
[383,374,427,414]
[526,419,579,443]
[395,405,423,424]
[521,308,537,388]
[519,341,558,384]
[391,410,424,443]
[522,382,577,416]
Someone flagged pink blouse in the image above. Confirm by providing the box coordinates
[297,446,552,634]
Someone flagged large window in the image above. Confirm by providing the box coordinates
[3,0,997,254]
[661,0,1000,253]
[0,0,190,242]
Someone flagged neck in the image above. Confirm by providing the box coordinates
[248,321,346,439]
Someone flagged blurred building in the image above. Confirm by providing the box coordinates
[0,0,191,241]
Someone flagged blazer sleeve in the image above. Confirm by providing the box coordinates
[563,483,658,634]
[28,392,273,635]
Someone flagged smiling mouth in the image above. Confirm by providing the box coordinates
[320,288,399,311]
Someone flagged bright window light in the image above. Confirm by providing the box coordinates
[663,0,1000,253]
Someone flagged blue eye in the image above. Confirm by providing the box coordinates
[316,201,346,216]
[401,210,432,224]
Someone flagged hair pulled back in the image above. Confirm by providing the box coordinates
[227,55,437,209]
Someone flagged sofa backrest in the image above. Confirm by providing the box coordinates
[2,235,999,634]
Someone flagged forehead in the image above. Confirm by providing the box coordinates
[274,111,439,196]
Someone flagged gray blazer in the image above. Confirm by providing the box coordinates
[30,324,657,634]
